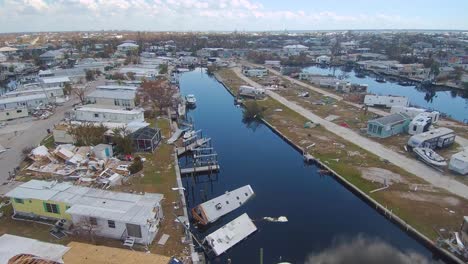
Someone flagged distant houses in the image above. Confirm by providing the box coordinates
[117,42,139,53]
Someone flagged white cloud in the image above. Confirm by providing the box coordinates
[0,0,460,32]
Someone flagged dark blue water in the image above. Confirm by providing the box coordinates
[179,68,444,263]
[303,66,468,122]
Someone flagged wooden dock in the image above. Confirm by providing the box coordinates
[180,165,220,175]
[176,138,211,156]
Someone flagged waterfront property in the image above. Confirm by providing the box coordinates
[364,94,409,108]
[391,106,439,124]
[6,180,164,245]
[367,113,411,138]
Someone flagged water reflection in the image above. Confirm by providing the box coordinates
[305,235,438,264]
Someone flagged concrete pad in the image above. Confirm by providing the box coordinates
[0,234,70,263]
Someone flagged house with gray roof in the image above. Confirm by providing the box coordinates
[367,113,411,138]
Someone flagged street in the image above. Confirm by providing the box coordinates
[0,77,103,187]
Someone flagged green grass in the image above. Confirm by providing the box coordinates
[40,135,55,148]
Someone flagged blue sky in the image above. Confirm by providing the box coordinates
[0,0,466,32]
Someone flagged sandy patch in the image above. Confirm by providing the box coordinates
[360,167,406,185]
[398,192,461,207]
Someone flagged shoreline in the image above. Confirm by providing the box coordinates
[214,70,465,264]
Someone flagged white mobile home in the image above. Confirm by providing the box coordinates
[449,148,468,175]
[242,67,268,77]
[238,85,265,98]
[4,86,64,99]
[264,60,281,68]
[74,106,144,123]
[0,94,52,112]
[40,76,70,88]
[407,127,456,149]
[390,106,439,123]
[96,85,138,92]
[0,107,28,121]
[364,95,409,108]
[86,90,136,108]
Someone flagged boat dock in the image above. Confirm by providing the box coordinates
[176,138,211,156]
[180,164,220,175]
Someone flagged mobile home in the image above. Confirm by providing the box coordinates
[238,85,265,98]
[449,148,468,175]
[86,90,136,108]
[407,127,455,149]
[0,94,53,112]
[364,95,409,108]
[73,106,144,123]
[6,180,164,245]
[367,113,411,138]
[0,107,28,121]
[242,67,268,77]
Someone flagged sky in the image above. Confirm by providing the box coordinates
[0,0,467,33]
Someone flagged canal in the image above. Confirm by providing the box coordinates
[178,68,445,263]
[302,65,468,122]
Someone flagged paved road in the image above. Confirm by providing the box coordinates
[233,67,468,199]
[244,61,468,147]
[0,78,103,186]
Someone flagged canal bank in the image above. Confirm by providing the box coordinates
[214,70,465,264]
[178,68,462,263]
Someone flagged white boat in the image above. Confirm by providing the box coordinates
[192,185,254,225]
[183,130,196,140]
[204,213,257,256]
[414,147,447,167]
[186,94,197,106]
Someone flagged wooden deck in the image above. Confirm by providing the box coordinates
[180,165,220,175]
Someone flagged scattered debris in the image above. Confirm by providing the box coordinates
[263,216,288,222]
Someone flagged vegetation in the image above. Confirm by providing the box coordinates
[72,84,90,104]
[128,156,143,174]
[158,64,168,74]
[141,79,175,114]
[242,100,265,124]
[67,123,107,146]
[85,69,95,81]
[62,82,72,96]
[126,72,136,80]
[112,127,134,155]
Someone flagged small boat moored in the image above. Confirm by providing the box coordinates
[203,213,257,256]
[186,94,197,107]
[183,130,197,140]
[414,147,447,167]
[375,75,386,83]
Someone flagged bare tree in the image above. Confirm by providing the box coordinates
[141,79,176,114]
[75,217,98,244]
[72,84,90,105]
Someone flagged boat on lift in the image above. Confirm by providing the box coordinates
[183,129,197,140]
[414,147,447,167]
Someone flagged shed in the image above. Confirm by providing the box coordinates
[131,127,161,152]
[367,113,410,138]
